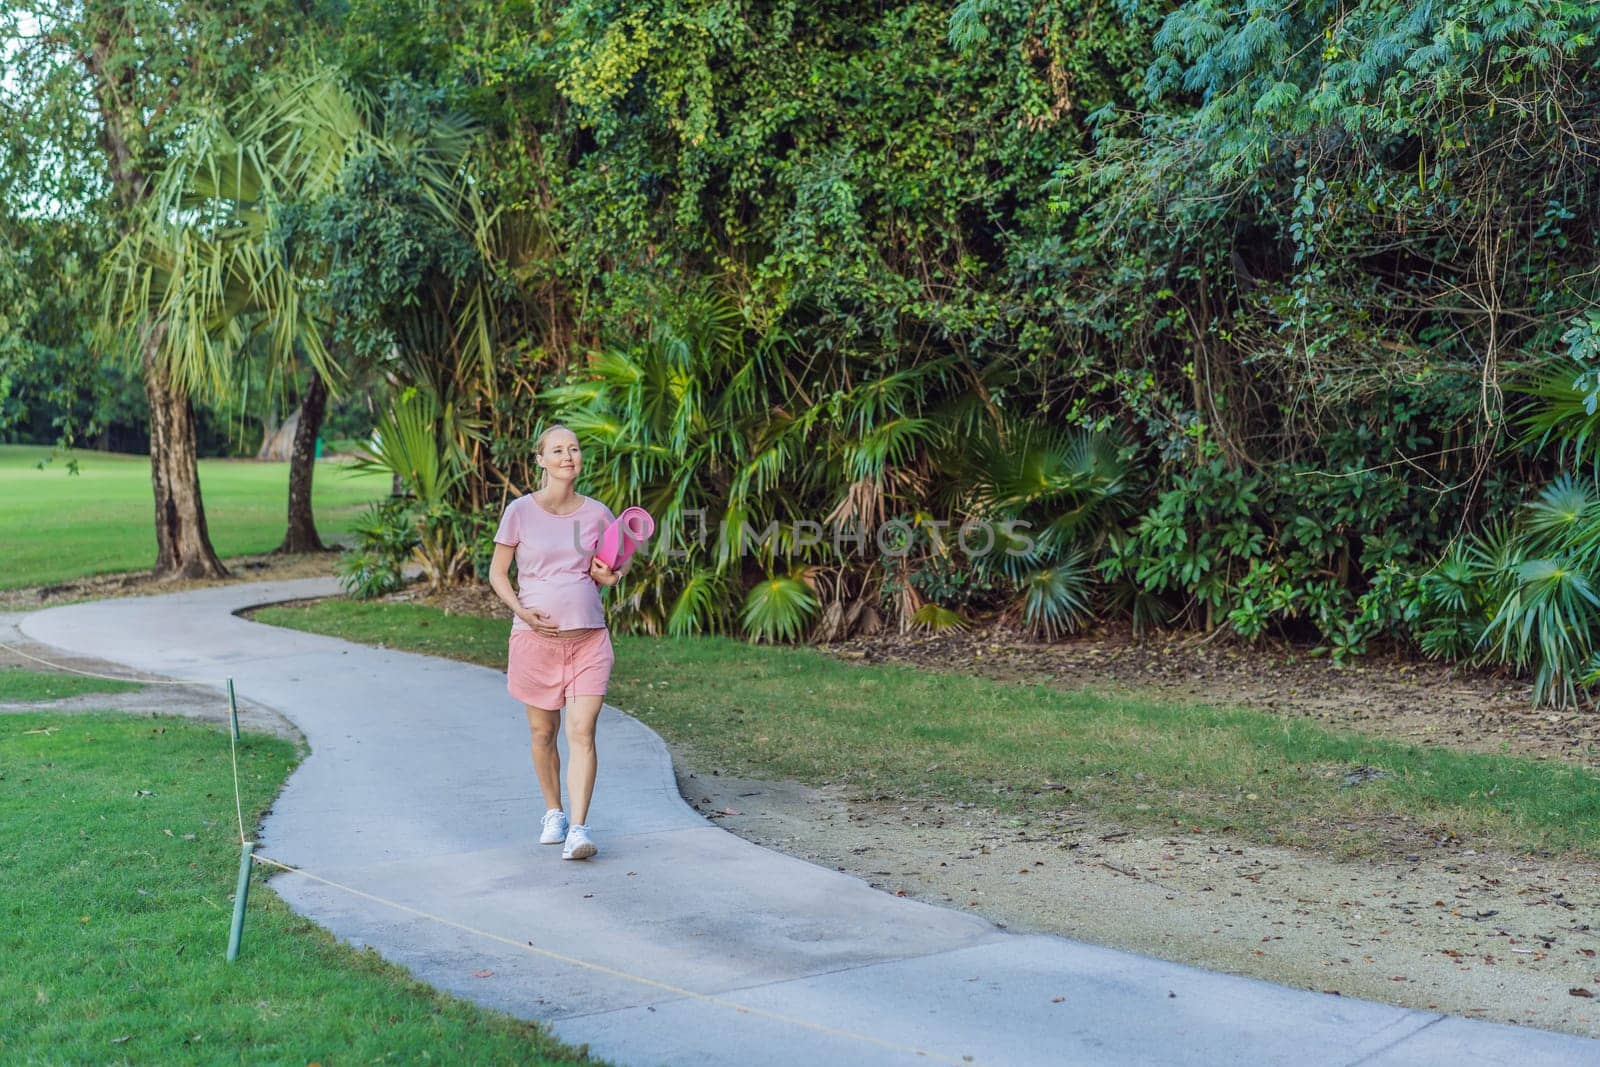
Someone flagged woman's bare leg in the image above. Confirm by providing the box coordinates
[564,695,603,825]
[525,704,564,811]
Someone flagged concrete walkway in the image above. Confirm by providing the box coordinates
[20,578,1599,1066]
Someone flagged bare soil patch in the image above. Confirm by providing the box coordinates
[0,615,304,742]
[678,762,1600,1039]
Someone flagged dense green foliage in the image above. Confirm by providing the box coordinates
[7,2,1600,702]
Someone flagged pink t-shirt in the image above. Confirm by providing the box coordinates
[494,494,616,631]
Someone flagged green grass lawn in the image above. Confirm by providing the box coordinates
[0,667,142,702]
[0,444,390,590]
[0,711,600,1065]
[254,598,1600,860]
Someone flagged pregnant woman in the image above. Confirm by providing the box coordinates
[488,425,625,860]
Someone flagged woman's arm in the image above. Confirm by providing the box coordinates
[588,555,632,587]
[490,543,557,635]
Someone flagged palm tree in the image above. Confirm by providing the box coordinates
[80,2,228,580]
[106,61,493,556]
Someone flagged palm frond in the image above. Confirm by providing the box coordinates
[667,570,728,637]
[741,573,821,644]
[1516,367,1600,475]
[909,603,969,633]
[1420,540,1480,616]
[835,358,954,433]
[1479,557,1600,708]
[355,389,460,505]
[1016,548,1095,640]
[843,417,938,482]
[1523,474,1600,554]
[974,423,1131,517]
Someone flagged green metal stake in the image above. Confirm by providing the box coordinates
[227,678,240,742]
[226,841,255,962]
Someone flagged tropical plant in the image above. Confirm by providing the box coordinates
[1414,542,1488,662]
[353,388,480,588]
[1406,478,1600,708]
[1478,478,1600,707]
[961,422,1134,637]
[335,497,419,599]
[741,572,821,645]
[1480,557,1600,709]
[1015,550,1095,641]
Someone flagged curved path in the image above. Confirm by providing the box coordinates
[22,579,1599,1066]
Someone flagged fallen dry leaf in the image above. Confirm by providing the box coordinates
[472,970,494,979]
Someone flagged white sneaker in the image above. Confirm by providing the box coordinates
[539,808,569,845]
[562,823,597,860]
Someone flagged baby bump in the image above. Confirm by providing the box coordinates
[517,574,604,631]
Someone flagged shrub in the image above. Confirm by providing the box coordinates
[336,497,418,599]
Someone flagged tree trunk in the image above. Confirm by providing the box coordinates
[256,410,280,460]
[277,368,328,553]
[143,329,227,579]
[258,405,300,461]
[86,6,226,581]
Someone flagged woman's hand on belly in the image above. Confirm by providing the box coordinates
[518,608,560,636]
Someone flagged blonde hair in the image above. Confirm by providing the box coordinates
[534,423,575,490]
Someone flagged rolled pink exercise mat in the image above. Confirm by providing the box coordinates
[594,506,655,570]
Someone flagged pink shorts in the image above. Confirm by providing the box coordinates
[507,627,614,710]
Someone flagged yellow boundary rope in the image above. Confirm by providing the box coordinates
[227,711,249,848]
[0,639,201,686]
